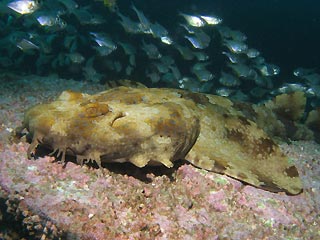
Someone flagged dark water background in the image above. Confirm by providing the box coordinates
[120,0,320,79]
[1,0,319,84]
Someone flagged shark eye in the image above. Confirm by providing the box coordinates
[84,103,110,118]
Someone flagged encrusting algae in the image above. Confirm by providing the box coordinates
[15,85,306,195]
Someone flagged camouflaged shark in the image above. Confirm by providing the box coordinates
[16,86,303,195]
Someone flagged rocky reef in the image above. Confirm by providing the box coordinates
[0,75,319,239]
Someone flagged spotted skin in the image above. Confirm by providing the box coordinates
[16,86,302,194]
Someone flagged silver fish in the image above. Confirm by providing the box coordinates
[141,40,161,59]
[153,62,169,74]
[146,70,160,83]
[66,52,85,64]
[179,12,206,27]
[185,32,210,49]
[160,36,173,45]
[222,51,243,64]
[93,46,115,56]
[7,0,39,15]
[90,32,117,50]
[194,51,209,61]
[117,11,142,34]
[223,40,248,54]
[150,22,168,38]
[246,48,260,58]
[125,65,134,76]
[200,15,222,25]
[179,23,196,34]
[191,63,214,82]
[252,74,273,88]
[57,0,78,13]
[258,64,280,76]
[229,30,247,42]
[272,83,307,95]
[219,71,241,87]
[293,67,316,77]
[174,44,194,60]
[131,4,152,34]
[215,87,235,97]
[118,41,136,56]
[228,63,256,78]
[16,38,39,52]
[36,15,56,26]
[72,8,105,25]
[83,57,103,83]
[169,65,182,80]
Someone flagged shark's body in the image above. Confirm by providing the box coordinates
[16,86,302,194]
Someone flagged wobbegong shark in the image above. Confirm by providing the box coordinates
[15,85,303,195]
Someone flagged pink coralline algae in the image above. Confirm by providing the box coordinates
[0,76,320,239]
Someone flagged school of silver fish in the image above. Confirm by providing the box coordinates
[0,0,319,107]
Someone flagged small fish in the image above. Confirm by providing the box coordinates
[215,87,235,97]
[160,36,173,45]
[153,62,169,74]
[72,8,105,25]
[90,32,117,51]
[7,0,39,15]
[223,40,248,54]
[66,52,85,64]
[83,57,103,83]
[192,69,214,82]
[252,75,273,88]
[272,83,307,95]
[185,34,209,49]
[118,41,136,55]
[16,38,39,52]
[293,67,316,77]
[191,63,214,82]
[258,64,280,76]
[131,4,152,34]
[160,55,175,66]
[179,23,196,34]
[161,72,176,84]
[150,22,168,38]
[178,76,207,92]
[219,71,241,87]
[146,71,160,83]
[246,48,260,58]
[228,63,256,79]
[229,30,247,42]
[93,46,116,56]
[169,65,182,80]
[174,44,194,60]
[200,15,222,25]
[129,55,136,66]
[193,51,209,61]
[125,65,134,76]
[57,0,79,13]
[179,12,206,27]
[141,40,161,59]
[250,87,268,98]
[222,51,243,64]
[36,15,56,26]
[117,11,142,34]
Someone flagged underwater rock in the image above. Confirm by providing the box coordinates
[16,86,303,194]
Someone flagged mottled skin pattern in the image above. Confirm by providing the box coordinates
[16,86,302,194]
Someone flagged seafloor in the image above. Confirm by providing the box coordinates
[0,75,319,239]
